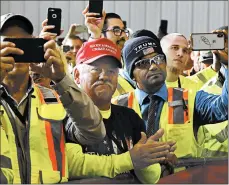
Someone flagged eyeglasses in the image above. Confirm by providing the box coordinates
[135,54,166,69]
[103,27,130,37]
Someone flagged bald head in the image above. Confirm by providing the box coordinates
[160,33,188,52]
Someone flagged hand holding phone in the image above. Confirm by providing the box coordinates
[0,41,24,82]
[47,8,62,36]
[3,38,47,63]
[83,2,105,39]
[30,40,66,83]
[190,33,225,51]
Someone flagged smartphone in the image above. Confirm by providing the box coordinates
[3,38,47,63]
[88,0,103,18]
[160,20,168,33]
[75,25,88,33]
[63,45,71,53]
[47,8,62,35]
[190,33,225,51]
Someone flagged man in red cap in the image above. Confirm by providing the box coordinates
[66,37,177,183]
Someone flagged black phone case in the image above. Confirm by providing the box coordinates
[4,38,47,63]
[89,0,103,18]
[47,8,62,35]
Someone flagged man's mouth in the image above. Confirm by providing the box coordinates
[173,59,182,63]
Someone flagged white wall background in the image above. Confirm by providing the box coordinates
[1,1,228,39]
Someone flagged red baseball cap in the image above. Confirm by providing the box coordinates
[76,38,122,68]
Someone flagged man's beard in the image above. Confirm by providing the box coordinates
[167,66,182,75]
[116,38,126,49]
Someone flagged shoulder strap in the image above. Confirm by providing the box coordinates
[116,93,129,107]
[36,85,58,104]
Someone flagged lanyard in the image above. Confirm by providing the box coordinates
[177,77,188,111]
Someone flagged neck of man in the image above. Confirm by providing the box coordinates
[142,83,164,95]
[94,100,111,111]
[166,66,181,82]
[3,73,30,104]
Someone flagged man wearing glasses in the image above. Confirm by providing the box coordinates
[101,13,129,50]
[113,36,228,168]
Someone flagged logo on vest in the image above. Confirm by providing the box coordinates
[134,42,157,53]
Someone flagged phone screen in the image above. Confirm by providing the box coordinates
[3,38,47,63]
[47,8,62,35]
[89,0,103,18]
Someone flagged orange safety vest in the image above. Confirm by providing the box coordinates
[113,87,200,159]
[0,84,68,183]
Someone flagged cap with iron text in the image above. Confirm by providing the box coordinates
[76,38,122,68]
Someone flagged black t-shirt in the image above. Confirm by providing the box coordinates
[83,104,146,155]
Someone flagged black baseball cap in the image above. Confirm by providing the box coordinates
[122,36,166,78]
[1,13,34,34]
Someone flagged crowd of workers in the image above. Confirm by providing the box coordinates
[0,4,228,184]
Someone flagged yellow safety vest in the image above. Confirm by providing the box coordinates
[197,74,228,157]
[0,123,14,183]
[113,75,135,98]
[187,66,217,87]
[0,84,68,184]
[112,87,202,159]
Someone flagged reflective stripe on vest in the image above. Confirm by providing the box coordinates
[197,73,207,84]
[0,155,12,169]
[168,88,189,124]
[201,148,228,157]
[36,85,66,180]
[215,125,228,143]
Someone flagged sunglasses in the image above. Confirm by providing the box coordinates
[135,54,166,69]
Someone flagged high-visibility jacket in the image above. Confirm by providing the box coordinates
[187,66,217,87]
[197,73,228,157]
[112,87,201,159]
[0,124,14,184]
[113,75,135,98]
[0,84,68,184]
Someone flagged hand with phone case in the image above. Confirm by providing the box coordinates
[30,40,66,83]
[0,40,24,83]
[82,4,106,39]
[40,19,64,40]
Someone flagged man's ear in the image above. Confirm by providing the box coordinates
[73,67,80,84]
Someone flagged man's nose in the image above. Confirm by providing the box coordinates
[99,70,109,80]
[149,63,158,71]
[177,48,184,57]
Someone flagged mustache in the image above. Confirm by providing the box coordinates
[93,81,113,88]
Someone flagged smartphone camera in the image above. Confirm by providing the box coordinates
[217,32,224,38]
[52,14,57,19]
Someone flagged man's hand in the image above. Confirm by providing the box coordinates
[82,5,106,39]
[39,19,64,40]
[129,129,176,170]
[0,41,24,83]
[212,29,228,67]
[211,50,222,72]
[30,40,66,83]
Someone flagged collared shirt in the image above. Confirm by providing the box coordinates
[134,83,167,134]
